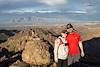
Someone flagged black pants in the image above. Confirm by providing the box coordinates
[57,59,68,67]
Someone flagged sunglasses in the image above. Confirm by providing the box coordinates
[67,27,73,29]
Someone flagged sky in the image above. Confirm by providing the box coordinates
[0,0,100,23]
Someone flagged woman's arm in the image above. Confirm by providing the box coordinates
[54,39,60,63]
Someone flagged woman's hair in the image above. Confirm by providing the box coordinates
[61,30,67,33]
[56,30,68,38]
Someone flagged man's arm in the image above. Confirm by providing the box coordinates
[79,41,85,57]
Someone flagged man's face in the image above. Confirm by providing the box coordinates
[67,28,73,33]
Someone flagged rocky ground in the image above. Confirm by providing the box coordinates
[0,24,100,67]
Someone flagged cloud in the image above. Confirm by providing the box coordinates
[0,0,46,12]
[39,0,68,6]
[81,3,97,15]
[0,0,99,15]
[0,0,30,2]
[2,8,87,14]
[67,10,87,14]
[1,7,61,14]
[0,0,31,7]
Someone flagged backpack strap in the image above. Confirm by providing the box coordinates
[58,37,64,45]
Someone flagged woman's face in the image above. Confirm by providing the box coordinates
[67,28,73,33]
[61,33,67,38]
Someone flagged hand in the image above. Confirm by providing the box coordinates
[55,59,58,63]
[81,52,85,57]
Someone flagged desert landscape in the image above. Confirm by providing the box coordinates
[0,23,100,67]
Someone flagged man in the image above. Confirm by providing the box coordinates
[54,30,69,67]
[66,24,85,66]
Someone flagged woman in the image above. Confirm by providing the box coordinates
[54,30,69,67]
[66,23,85,66]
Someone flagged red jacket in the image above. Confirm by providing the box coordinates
[67,32,81,55]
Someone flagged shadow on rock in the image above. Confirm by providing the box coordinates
[0,30,20,44]
[0,30,20,37]
[0,47,22,67]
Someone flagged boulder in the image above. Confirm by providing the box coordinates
[22,39,52,65]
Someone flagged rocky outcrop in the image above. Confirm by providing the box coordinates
[0,28,56,52]
[0,28,56,66]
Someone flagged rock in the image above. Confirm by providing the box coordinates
[9,60,29,67]
[0,28,36,52]
[0,28,56,52]
[0,55,7,62]
[22,39,52,65]
[0,47,9,60]
[0,33,8,40]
